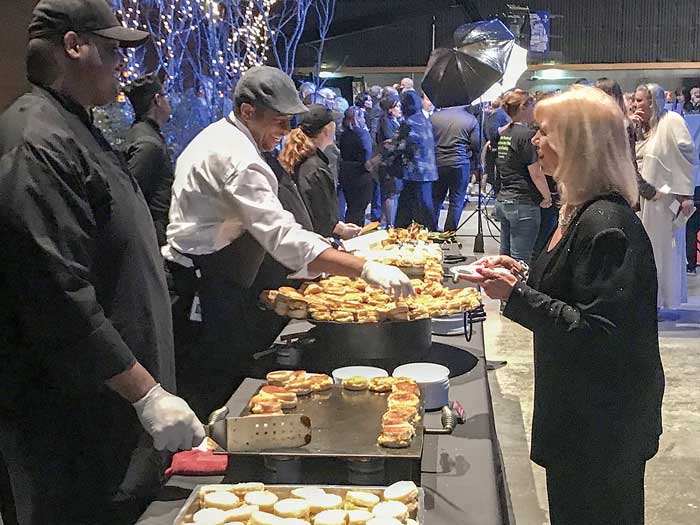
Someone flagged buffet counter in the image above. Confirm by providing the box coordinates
[137,320,510,525]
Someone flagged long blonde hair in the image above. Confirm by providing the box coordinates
[278,128,316,173]
[535,85,638,207]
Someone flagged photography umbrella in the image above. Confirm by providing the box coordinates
[422,19,516,108]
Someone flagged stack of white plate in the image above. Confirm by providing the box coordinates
[392,363,450,410]
[331,366,389,384]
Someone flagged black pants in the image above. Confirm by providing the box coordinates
[0,394,162,525]
[546,458,646,525]
[432,164,470,232]
[344,179,374,226]
[0,451,17,525]
[396,181,436,230]
[180,270,289,420]
[686,208,700,270]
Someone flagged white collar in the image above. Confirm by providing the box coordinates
[228,112,261,155]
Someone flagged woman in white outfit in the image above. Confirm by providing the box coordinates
[632,83,696,311]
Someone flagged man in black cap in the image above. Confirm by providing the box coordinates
[0,1,204,523]
[165,65,413,418]
[124,73,173,248]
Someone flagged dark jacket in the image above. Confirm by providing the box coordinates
[294,149,339,238]
[430,106,480,168]
[339,126,373,190]
[504,193,664,467]
[384,90,438,183]
[124,118,174,247]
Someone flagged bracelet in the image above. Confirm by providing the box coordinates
[513,261,530,282]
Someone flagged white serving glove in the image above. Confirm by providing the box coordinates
[361,261,415,298]
[333,221,362,240]
[133,384,206,452]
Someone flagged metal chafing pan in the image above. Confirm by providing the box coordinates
[173,484,426,524]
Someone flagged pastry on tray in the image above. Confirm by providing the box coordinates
[342,376,369,391]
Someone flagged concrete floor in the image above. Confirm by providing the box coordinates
[450,200,700,525]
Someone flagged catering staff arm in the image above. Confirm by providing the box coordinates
[136,319,512,525]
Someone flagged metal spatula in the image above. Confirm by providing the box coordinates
[206,407,312,453]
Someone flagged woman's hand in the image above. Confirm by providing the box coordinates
[474,255,522,272]
[540,197,553,209]
[476,267,519,301]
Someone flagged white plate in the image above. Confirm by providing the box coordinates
[393,363,450,410]
[450,264,512,280]
[331,366,389,384]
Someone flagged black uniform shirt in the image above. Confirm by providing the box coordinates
[124,118,174,247]
[0,86,175,412]
[294,149,339,238]
[496,123,540,205]
[430,106,480,168]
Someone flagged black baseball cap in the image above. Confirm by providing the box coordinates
[29,0,150,47]
[124,73,163,116]
[298,104,341,137]
[234,66,308,116]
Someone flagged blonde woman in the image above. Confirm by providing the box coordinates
[632,83,696,313]
[464,86,664,524]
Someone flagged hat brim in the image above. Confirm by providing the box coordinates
[93,26,149,47]
[267,100,309,116]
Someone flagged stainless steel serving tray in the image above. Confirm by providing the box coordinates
[173,484,425,525]
[236,385,425,459]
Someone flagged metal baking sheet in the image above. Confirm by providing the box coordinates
[173,484,425,525]
[236,385,424,459]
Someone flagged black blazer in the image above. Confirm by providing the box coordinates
[504,193,664,467]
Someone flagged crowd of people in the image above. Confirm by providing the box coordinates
[0,1,697,524]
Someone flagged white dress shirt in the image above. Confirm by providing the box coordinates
[163,113,331,279]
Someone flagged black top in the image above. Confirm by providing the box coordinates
[504,193,664,467]
[495,123,540,204]
[124,118,174,247]
[339,127,373,189]
[430,106,480,168]
[484,108,509,144]
[294,149,339,238]
[0,86,175,413]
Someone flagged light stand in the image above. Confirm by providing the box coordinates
[455,99,500,253]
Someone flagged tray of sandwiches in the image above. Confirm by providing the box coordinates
[236,372,425,457]
[259,273,481,325]
[173,480,424,525]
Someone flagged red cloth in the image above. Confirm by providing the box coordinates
[165,449,228,477]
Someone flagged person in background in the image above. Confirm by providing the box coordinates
[495,89,552,264]
[430,105,480,231]
[299,81,317,104]
[633,83,696,313]
[165,67,413,418]
[376,93,403,226]
[686,185,700,274]
[0,1,205,523]
[318,87,337,109]
[400,77,414,92]
[385,89,439,229]
[339,106,374,226]
[684,87,700,114]
[279,104,361,240]
[354,92,373,114]
[530,91,559,256]
[123,73,173,248]
[421,92,434,119]
[483,97,510,194]
[464,85,664,525]
[367,86,384,221]
[595,78,657,204]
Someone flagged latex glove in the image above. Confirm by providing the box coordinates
[680,198,695,217]
[133,384,206,452]
[333,221,362,240]
[361,261,414,298]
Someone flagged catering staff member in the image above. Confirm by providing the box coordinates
[0,1,204,524]
[123,73,174,248]
[165,66,413,418]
